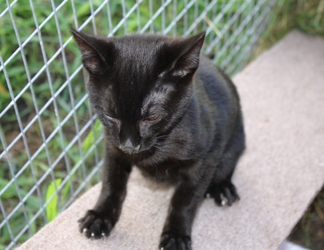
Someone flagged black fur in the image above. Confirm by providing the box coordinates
[72,29,245,250]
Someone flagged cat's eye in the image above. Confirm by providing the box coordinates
[105,113,114,119]
[105,113,121,127]
[105,112,118,120]
[144,114,160,122]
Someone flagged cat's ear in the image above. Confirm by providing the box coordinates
[162,32,205,78]
[71,28,114,74]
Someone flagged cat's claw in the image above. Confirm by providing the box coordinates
[78,210,113,239]
[159,232,192,250]
[206,181,239,206]
[220,193,227,206]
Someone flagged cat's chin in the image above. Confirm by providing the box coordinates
[118,143,157,156]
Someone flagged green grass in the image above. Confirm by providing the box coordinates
[257,0,324,54]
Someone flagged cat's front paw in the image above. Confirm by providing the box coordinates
[159,232,192,250]
[206,181,240,206]
[78,210,113,239]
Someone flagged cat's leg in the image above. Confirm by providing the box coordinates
[78,149,131,239]
[159,167,212,250]
[205,125,245,206]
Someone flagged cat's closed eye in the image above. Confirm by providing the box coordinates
[143,114,160,122]
[105,112,116,119]
[105,112,120,125]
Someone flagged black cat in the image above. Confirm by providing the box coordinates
[72,29,245,250]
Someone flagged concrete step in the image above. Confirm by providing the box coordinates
[18,31,324,250]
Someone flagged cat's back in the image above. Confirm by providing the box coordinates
[193,56,241,143]
[195,56,240,110]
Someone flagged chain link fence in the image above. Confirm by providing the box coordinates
[0,0,276,249]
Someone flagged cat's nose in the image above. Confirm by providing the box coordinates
[120,139,140,154]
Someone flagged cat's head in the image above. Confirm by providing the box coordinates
[72,29,205,154]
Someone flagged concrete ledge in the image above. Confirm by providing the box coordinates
[18,31,324,250]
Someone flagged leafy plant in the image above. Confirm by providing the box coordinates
[45,178,62,222]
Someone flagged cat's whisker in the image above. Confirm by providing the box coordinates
[156,134,169,139]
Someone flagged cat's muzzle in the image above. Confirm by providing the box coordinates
[119,139,141,154]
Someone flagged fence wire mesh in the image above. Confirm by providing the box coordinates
[0,0,276,249]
